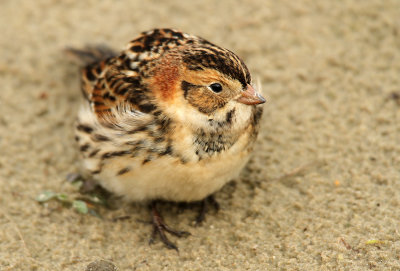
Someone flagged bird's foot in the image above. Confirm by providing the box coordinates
[149,201,190,251]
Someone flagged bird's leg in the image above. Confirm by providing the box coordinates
[195,195,220,225]
[208,195,220,211]
[195,199,208,225]
[149,201,190,251]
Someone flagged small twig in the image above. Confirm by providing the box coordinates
[340,237,352,250]
[340,237,360,252]
[272,161,318,182]
[0,208,32,257]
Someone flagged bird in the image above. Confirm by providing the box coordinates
[67,28,265,250]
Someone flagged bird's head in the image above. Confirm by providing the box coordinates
[128,29,265,131]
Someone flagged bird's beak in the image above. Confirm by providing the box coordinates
[236,84,266,105]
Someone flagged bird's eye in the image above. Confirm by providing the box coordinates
[209,83,223,93]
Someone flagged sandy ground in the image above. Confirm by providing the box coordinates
[1,0,400,270]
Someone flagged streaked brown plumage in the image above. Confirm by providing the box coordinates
[68,28,265,250]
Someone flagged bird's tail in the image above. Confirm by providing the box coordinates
[65,45,117,66]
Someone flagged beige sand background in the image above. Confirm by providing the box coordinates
[1,0,400,270]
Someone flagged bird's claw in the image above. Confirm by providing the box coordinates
[150,201,190,251]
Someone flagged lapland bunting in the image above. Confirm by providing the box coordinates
[68,28,265,250]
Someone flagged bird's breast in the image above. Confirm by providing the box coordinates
[96,136,252,202]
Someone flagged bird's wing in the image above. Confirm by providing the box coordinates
[67,47,155,123]
[68,29,198,122]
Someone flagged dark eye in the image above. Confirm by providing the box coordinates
[209,83,223,93]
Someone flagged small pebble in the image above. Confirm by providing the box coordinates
[86,260,118,271]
